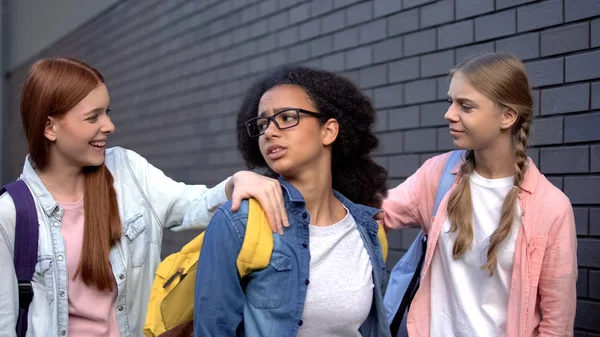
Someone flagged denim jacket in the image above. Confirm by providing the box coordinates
[193,179,391,337]
[0,147,229,337]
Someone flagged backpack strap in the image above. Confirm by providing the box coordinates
[236,198,273,278]
[1,180,39,337]
[389,150,464,337]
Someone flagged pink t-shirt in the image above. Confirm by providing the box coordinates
[59,199,120,337]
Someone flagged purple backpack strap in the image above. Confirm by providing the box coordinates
[1,179,39,337]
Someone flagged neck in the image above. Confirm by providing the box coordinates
[285,161,346,227]
[473,136,517,179]
[37,156,86,203]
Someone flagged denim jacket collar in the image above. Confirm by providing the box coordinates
[20,156,61,217]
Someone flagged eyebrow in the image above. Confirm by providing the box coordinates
[84,107,105,117]
[257,107,296,117]
[447,95,476,104]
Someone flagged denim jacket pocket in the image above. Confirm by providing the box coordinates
[32,256,54,304]
[246,251,292,309]
[124,213,148,268]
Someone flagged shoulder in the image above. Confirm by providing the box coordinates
[105,146,147,169]
[533,175,573,217]
[207,199,252,242]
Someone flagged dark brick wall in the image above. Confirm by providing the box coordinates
[3,0,599,333]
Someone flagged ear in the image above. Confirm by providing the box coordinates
[500,106,519,130]
[321,118,339,146]
[44,117,58,142]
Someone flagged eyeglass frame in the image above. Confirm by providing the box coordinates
[245,108,325,137]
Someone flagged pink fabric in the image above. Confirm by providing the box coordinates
[59,199,120,337]
[382,152,577,337]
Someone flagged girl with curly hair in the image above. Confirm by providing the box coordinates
[383,53,577,337]
[193,66,391,337]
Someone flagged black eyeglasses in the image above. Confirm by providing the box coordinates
[245,108,323,137]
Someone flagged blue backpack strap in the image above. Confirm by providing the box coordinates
[387,150,464,337]
[1,180,39,337]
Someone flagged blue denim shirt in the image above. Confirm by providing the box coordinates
[194,179,391,337]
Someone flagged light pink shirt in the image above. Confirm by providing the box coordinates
[382,152,578,337]
[59,199,120,337]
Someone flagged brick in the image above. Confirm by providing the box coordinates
[334,27,359,51]
[321,10,346,34]
[389,154,421,177]
[404,29,437,57]
[475,10,517,42]
[373,0,403,17]
[540,146,589,174]
[576,300,600,331]
[565,112,600,143]
[268,49,288,67]
[359,64,388,88]
[299,19,321,40]
[388,9,419,36]
[495,33,539,61]
[389,57,420,83]
[496,0,535,10]
[341,70,359,84]
[526,148,540,167]
[565,176,600,204]
[389,106,420,130]
[312,0,334,15]
[547,177,564,190]
[346,2,372,25]
[373,84,404,108]
[321,52,346,72]
[310,36,334,57]
[574,208,590,235]
[541,23,590,57]
[591,270,600,299]
[526,58,564,88]
[404,79,437,104]
[529,116,563,146]
[566,50,600,83]
[592,145,600,172]
[346,45,372,69]
[456,0,494,20]
[437,127,455,150]
[405,128,437,152]
[334,0,362,9]
[541,83,590,116]
[532,89,541,116]
[359,19,387,44]
[455,42,495,64]
[277,26,299,47]
[421,50,455,78]
[593,19,600,48]
[250,55,269,73]
[402,0,435,10]
[379,131,405,154]
[566,0,600,22]
[517,0,563,33]
[421,102,449,127]
[438,76,451,99]
[438,20,474,49]
[420,0,454,28]
[269,11,289,31]
[288,43,310,63]
[376,110,389,131]
[289,3,310,25]
[373,36,404,62]
[259,0,279,16]
[259,34,276,53]
[592,208,600,235]
[578,269,589,297]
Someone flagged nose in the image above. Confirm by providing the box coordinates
[101,114,115,134]
[263,118,280,139]
[444,104,459,123]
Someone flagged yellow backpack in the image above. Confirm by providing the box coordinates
[143,198,388,337]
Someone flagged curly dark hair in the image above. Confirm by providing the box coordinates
[236,66,388,208]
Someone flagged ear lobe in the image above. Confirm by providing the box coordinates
[501,107,519,130]
[322,118,339,146]
[44,117,57,142]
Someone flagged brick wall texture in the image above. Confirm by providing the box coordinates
[3,0,599,333]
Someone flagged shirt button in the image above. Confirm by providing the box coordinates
[302,212,308,219]
[305,279,310,285]
[302,243,307,248]
[57,255,63,261]
[119,274,125,280]
[53,222,60,227]
[59,291,65,297]
[298,320,303,326]
[61,330,66,336]
[118,305,124,311]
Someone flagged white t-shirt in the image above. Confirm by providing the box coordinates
[297,209,374,337]
[430,171,521,337]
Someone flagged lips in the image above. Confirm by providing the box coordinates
[89,140,106,149]
[266,144,287,160]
